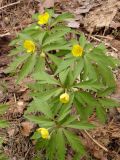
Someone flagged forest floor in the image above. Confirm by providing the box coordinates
[0,0,120,160]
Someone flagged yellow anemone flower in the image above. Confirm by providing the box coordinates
[37,128,50,139]
[72,44,83,57]
[60,93,69,104]
[24,40,35,53]
[38,12,50,25]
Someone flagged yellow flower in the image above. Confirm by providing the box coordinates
[37,128,50,139]
[38,12,50,25]
[72,44,83,57]
[24,40,35,53]
[60,93,69,104]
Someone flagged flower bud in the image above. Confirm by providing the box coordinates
[60,93,69,104]
[40,52,46,58]
[37,128,50,139]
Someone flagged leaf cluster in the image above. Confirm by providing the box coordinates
[6,9,120,160]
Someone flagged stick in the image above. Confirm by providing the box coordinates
[0,32,10,37]
[89,35,118,52]
[84,130,108,152]
[0,0,3,7]
[0,0,20,10]
[94,35,113,40]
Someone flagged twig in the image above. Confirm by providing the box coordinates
[84,130,108,152]
[24,146,32,160]
[45,56,54,74]
[0,32,10,37]
[0,0,21,10]
[94,35,113,40]
[0,0,3,7]
[89,35,118,52]
[13,93,17,103]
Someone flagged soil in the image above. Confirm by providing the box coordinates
[0,0,120,160]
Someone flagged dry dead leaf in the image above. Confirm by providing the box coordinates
[112,81,120,100]
[93,149,106,160]
[67,20,80,28]
[38,0,54,13]
[16,101,25,114]
[84,0,120,32]
[21,121,34,137]
[110,21,120,29]
[8,100,25,114]
[75,5,93,14]
[7,128,16,137]
[42,0,54,8]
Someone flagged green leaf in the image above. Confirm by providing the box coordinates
[56,12,74,21]
[43,30,69,46]
[74,98,88,121]
[0,120,9,128]
[79,33,86,48]
[98,87,115,97]
[66,121,95,130]
[17,54,36,83]
[45,8,54,17]
[92,43,107,55]
[64,69,74,87]
[52,25,71,33]
[89,53,117,69]
[5,54,29,73]
[35,138,48,150]
[31,88,63,101]
[59,68,70,85]
[32,71,60,85]
[58,110,71,123]
[0,153,8,160]
[0,104,8,114]
[43,43,71,52]
[48,54,62,66]
[75,92,98,107]
[26,98,53,118]
[72,58,84,83]
[9,37,20,46]
[98,98,120,108]
[18,33,31,40]
[74,80,104,91]
[46,132,56,160]
[24,115,54,127]
[97,64,116,87]
[32,13,40,20]
[55,58,76,74]
[52,12,74,26]
[34,57,45,72]
[84,43,93,53]
[74,92,98,120]
[31,132,41,140]
[27,82,44,91]
[84,56,97,80]
[58,94,74,122]
[38,31,46,44]
[63,129,85,155]
[73,153,82,160]
[0,137,3,145]
[56,129,66,160]
[61,115,77,126]
[96,106,106,123]
[8,46,25,56]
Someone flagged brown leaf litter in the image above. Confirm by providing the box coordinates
[84,0,120,32]
[21,121,35,137]
[0,0,120,159]
[82,120,120,160]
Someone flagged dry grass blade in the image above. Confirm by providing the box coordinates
[0,0,21,10]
